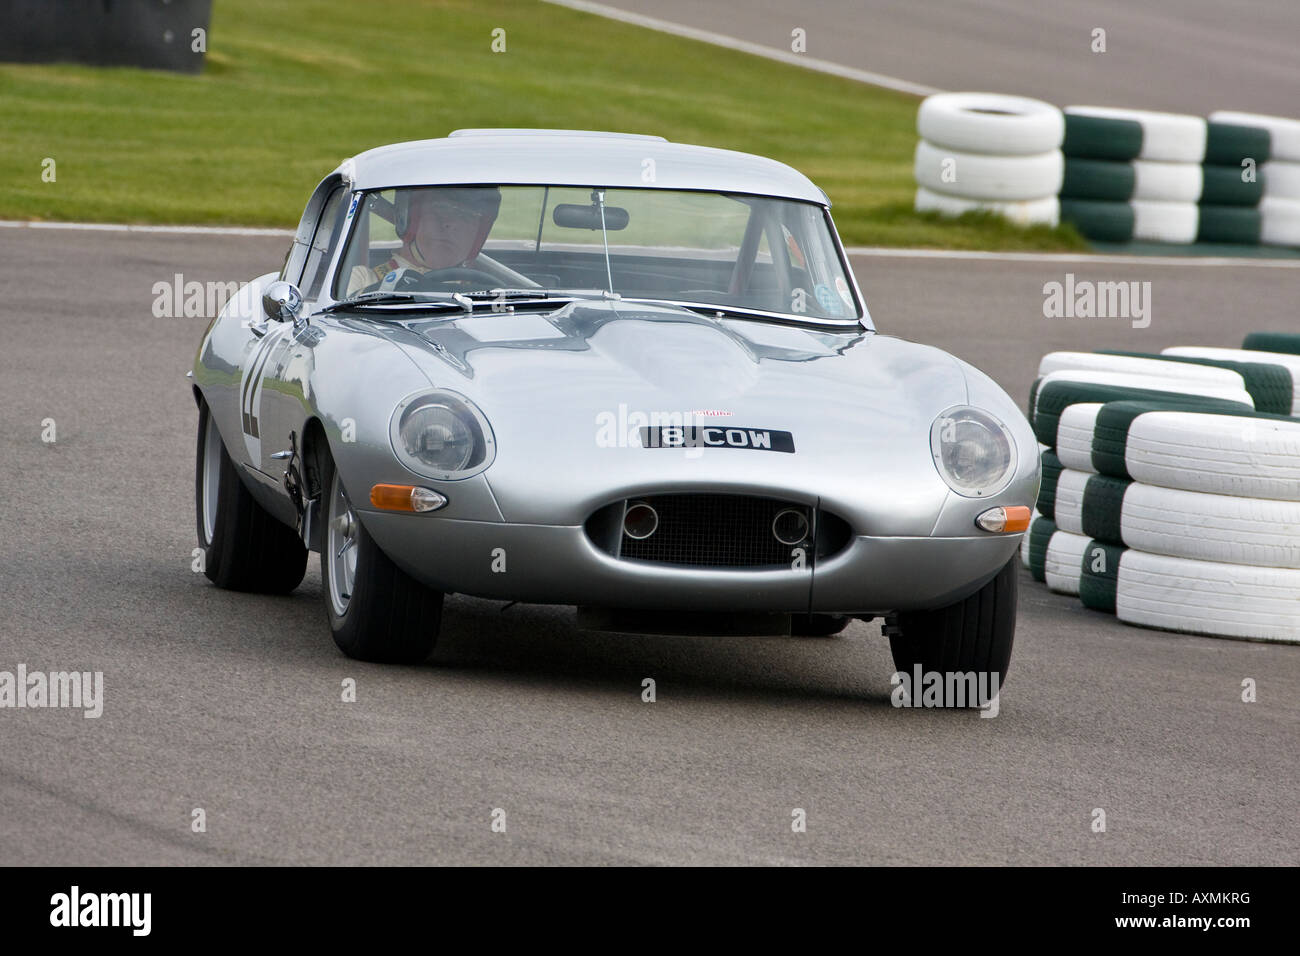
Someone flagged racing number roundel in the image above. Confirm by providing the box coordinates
[240,324,290,463]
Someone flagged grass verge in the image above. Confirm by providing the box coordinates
[0,0,1086,250]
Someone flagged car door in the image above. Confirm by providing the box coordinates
[256,184,348,479]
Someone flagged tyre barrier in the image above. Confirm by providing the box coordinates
[1093,349,1294,415]
[1023,512,1057,582]
[1054,469,1300,569]
[1057,105,1294,247]
[1078,541,1126,614]
[1029,369,1255,446]
[1209,111,1300,162]
[1063,107,1209,163]
[1044,529,1090,596]
[1161,346,1300,414]
[1055,403,1102,474]
[1037,450,1063,521]
[914,140,1064,201]
[1059,197,1265,244]
[918,92,1065,155]
[1260,197,1300,246]
[1024,339,1300,644]
[1260,161,1300,199]
[1242,331,1300,355]
[1058,198,1201,243]
[1113,551,1300,643]
[915,95,1300,248]
[914,187,1060,228]
[913,93,1064,226]
[1036,351,1248,391]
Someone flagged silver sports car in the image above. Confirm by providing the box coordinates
[192,129,1039,691]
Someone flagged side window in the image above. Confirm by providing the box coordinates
[300,188,348,301]
[336,191,400,298]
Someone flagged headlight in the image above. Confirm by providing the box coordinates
[389,390,496,480]
[929,406,1017,497]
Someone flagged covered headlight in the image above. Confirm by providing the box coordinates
[389,389,496,480]
[929,406,1018,497]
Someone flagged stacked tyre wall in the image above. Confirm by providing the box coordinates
[915,94,1300,249]
[914,93,1064,227]
[1021,335,1300,644]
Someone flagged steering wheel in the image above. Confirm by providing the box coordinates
[406,267,502,290]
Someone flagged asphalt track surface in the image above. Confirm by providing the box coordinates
[580,0,1300,115]
[1,227,1297,865]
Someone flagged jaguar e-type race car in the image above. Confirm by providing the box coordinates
[192,129,1039,692]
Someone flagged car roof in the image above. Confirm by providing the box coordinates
[337,129,830,204]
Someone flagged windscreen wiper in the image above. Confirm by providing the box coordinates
[324,288,619,315]
[319,291,462,313]
[624,297,860,328]
[463,288,622,302]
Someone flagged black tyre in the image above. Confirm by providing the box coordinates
[320,452,442,664]
[195,400,307,593]
[791,613,851,637]
[886,557,1017,703]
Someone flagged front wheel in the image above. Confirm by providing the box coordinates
[886,557,1017,704]
[320,454,443,664]
[195,399,307,593]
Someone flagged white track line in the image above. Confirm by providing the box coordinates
[0,220,292,237]
[540,0,942,97]
[844,246,1300,268]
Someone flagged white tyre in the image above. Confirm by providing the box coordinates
[1055,403,1102,473]
[1052,468,1092,536]
[1036,352,1246,391]
[1261,161,1300,199]
[1020,509,1042,568]
[917,92,1065,156]
[1115,550,1300,644]
[1044,530,1090,595]
[1131,160,1204,202]
[1259,197,1300,247]
[1162,346,1300,414]
[1121,483,1300,569]
[1065,106,1207,162]
[1210,110,1300,163]
[913,187,1060,226]
[914,140,1064,201]
[1033,369,1255,418]
[1130,200,1199,243]
[1125,411,1300,500]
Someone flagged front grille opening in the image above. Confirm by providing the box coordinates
[584,494,852,570]
[815,511,852,558]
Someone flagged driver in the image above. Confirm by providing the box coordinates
[352,186,502,293]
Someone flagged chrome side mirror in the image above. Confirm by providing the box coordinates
[262,280,304,324]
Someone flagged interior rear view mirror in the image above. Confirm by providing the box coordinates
[553,203,629,230]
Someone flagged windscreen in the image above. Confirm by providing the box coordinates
[333,185,860,321]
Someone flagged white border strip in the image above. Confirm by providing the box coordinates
[844,245,1300,268]
[539,0,942,97]
[0,220,292,237]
